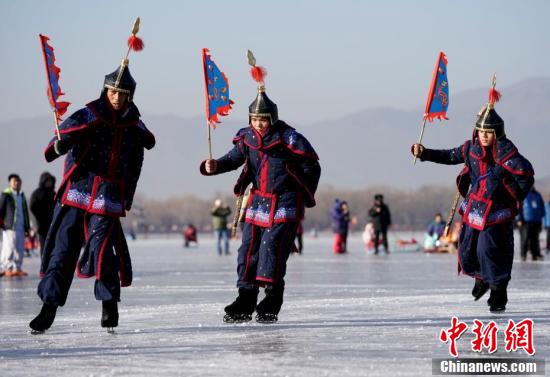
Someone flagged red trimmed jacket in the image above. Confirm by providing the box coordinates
[420,137,534,230]
[44,96,155,217]
[201,121,321,227]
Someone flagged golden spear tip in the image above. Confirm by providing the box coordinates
[492,73,497,89]
[247,50,256,66]
[131,17,141,36]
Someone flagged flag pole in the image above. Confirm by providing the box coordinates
[202,48,213,160]
[207,120,212,160]
[53,110,61,140]
[413,118,427,164]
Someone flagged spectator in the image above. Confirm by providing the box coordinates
[30,172,56,256]
[211,199,231,255]
[368,194,391,254]
[517,186,545,261]
[331,199,350,254]
[0,174,30,277]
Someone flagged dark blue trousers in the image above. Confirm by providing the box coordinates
[237,222,299,291]
[38,204,120,306]
[458,222,514,287]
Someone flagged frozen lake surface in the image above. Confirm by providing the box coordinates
[1,232,549,376]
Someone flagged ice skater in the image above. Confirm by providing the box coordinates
[411,76,534,313]
[30,18,155,333]
[200,51,321,323]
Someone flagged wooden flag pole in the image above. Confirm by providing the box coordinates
[413,118,427,164]
[52,109,61,140]
[207,120,212,160]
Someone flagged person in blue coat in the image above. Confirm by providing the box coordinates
[424,213,446,251]
[29,39,154,333]
[517,187,546,261]
[412,78,534,313]
[427,213,446,239]
[331,199,350,253]
[201,56,321,323]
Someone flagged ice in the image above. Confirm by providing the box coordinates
[1,233,549,376]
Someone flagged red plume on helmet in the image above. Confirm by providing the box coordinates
[250,65,267,84]
[127,35,144,52]
[103,17,145,100]
[488,73,501,108]
[474,74,505,140]
[247,50,278,123]
[247,49,267,84]
[126,17,144,54]
[488,86,501,106]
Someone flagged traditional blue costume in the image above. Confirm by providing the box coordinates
[201,52,321,322]
[30,20,153,332]
[415,78,534,312]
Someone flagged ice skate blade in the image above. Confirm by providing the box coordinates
[30,329,45,335]
[255,314,278,323]
[107,327,116,334]
[473,286,489,301]
[223,314,252,323]
[489,307,506,314]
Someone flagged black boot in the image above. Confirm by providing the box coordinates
[101,300,119,330]
[488,285,508,313]
[472,278,489,301]
[256,286,284,323]
[223,288,258,323]
[29,304,58,333]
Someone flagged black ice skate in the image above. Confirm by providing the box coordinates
[488,286,507,313]
[29,304,58,334]
[101,300,119,333]
[472,279,489,301]
[223,288,258,323]
[255,289,283,323]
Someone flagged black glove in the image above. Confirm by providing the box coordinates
[53,138,71,156]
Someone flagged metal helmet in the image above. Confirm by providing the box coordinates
[474,74,505,139]
[247,50,279,124]
[103,17,144,101]
[475,106,505,139]
[248,86,278,124]
[103,61,137,100]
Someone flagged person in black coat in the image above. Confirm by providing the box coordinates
[30,172,56,255]
[368,194,391,254]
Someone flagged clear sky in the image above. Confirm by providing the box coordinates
[1,0,549,125]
